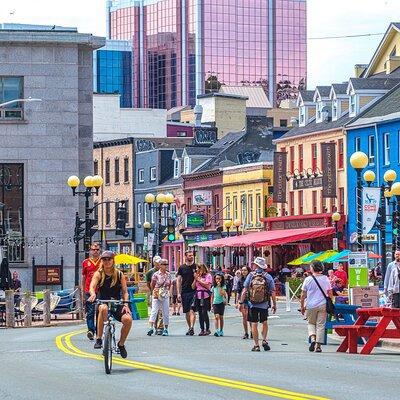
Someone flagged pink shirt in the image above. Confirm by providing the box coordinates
[151,270,171,290]
[196,273,212,299]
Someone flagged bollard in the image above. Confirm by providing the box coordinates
[23,292,32,327]
[75,286,83,320]
[5,290,15,328]
[42,290,51,326]
[285,282,291,312]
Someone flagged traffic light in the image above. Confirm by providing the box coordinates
[86,218,98,239]
[74,213,85,243]
[116,204,129,237]
[167,217,176,242]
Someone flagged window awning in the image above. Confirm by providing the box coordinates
[195,227,335,248]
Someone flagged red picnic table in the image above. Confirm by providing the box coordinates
[335,307,400,355]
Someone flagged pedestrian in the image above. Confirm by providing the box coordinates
[387,259,400,308]
[11,271,22,307]
[147,258,171,336]
[82,242,101,340]
[233,269,242,304]
[211,273,227,336]
[225,271,233,305]
[146,256,163,334]
[192,264,212,336]
[334,263,348,287]
[236,265,251,339]
[384,250,400,306]
[171,276,181,316]
[300,260,333,353]
[328,269,336,286]
[240,257,276,352]
[176,250,197,335]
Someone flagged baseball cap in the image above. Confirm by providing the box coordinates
[100,251,115,259]
[153,255,162,264]
[252,257,266,269]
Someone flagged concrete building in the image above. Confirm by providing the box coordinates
[0,24,104,289]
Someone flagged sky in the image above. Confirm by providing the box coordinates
[0,0,399,89]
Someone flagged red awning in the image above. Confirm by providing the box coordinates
[195,227,335,248]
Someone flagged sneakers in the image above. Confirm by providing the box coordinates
[199,330,206,336]
[214,330,223,337]
[147,328,154,336]
[315,346,322,353]
[177,312,181,316]
[309,341,316,352]
[117,342,128,359]
[86,331,94,341]
[188,327,194,336]
[205,329,211,336]
[262,340,271,351]
[242,333,249,340]
[251,345,260,352]
[172,312,176,316]
[94,338,102,349]
[162,329,169,336]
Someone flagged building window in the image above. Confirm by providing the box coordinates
[290,146,295,174]
[233,196,238,220]
[187,197,192,212]
[137,202,142,226]
[339,187,345,214]
[384,132,390,165]
[177,131,187,137]
[298,191,303,215]
[280,119,287,127]
[124,157,129,183]
[138,168,144,183]
[299,106,305,125]
[0,77,23,120]
[105,202,111,226]
[350,93,356,115]
[105,159,110,185]
[114,158,120,184]
[289,192,294,216]
[312,144,317,171]
[312,190,317,214]
[226,196,231,220]
[368,135,375,165]
[150,166,157,181]
[94,160,98,176]
[144,202,149,223]
[256,193,262,222]
[183,157,191,174]
[123,200,129,226]
[248,194,253,224]
[114,202,119,225]
[241,195,247,225]
[298,144,303,171]
[151,204,155,224]
[338,139,344,169]
[173,159,180,178]
[355,137,361,152]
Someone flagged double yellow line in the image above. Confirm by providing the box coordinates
[56,330,330,400]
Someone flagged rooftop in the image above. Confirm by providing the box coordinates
[197,92,249,101]
[349,77,400,91]
[219,85,272,108]
[299,90,314,102]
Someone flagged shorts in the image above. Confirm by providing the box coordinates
[247,307,268,323]
[181,291,196,313]
[213,303,225,316]
[171,295,178,304]
[97,303,125,322]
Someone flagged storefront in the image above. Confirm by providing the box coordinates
[162,240,184,271]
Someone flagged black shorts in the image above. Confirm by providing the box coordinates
[97,303,125,322]
[213,303,225,316]
[171,295,178,304]
[181,291,196,313]
[247,307,268,323]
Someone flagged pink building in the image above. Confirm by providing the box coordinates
[108,0,307,109]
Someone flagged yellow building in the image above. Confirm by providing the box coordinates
[222,162,274,232]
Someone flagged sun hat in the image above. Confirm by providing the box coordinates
[252,257,267,269]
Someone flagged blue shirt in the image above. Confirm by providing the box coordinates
[243,268,275,309]
[212,285,226,304]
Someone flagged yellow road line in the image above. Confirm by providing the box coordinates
[55,330,330,400]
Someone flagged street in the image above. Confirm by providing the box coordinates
[1,305,398,400]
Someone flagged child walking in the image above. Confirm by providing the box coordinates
[211,273,227,337]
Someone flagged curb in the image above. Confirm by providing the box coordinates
[1,320,85,329]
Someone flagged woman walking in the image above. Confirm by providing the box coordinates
[236,266,251,339]
[300,260,333,353]
[211,273,227,337]
[192,264,213,336]
[232,269,242,304]
[148,259,171,336]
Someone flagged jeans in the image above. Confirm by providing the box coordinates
[85,292,96,333]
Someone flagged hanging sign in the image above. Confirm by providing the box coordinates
[321,142,337,198]
[273,152,287,203]
[362,187,380,235]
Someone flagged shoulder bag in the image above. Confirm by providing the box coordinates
[311,275,335,315]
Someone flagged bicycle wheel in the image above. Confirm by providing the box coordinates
[103,325,113,374]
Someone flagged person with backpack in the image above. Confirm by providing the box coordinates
[239,257,276,352]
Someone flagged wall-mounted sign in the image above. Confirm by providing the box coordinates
[269,217,326,230]
[34,266,62,286]
[193,190,213,206]
[272,152,287,203]
[362,233,378,243]
[293,176,323,190]
[321,142,337,198]
[186,213,205,228]
[185,233,216,244]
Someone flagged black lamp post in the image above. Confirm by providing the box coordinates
[392,183,400,250]
[331,212,341,251]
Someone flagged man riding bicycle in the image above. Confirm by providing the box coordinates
[88,251,132,358]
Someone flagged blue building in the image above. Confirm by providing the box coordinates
[93,39,132,108]
[346,83,400,257]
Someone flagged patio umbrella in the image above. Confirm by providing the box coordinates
[303,250,339,264]
[287,252,315,266]
[324,249,351,263]
[114,254,148,265]
[368,252,381,259]
[0,257,12,290]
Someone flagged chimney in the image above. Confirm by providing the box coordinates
[194,104,203,127]
[354,64,367,78]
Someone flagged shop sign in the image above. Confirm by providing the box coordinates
[273,152,287,203]
[350,286,379,308]
[362,187,380,235]
[362,233,378,243]
[192,190,212,206]
[34,266,62,286]
[348,267,369,287]
[270,218,326,230]
[186,234,215,243]
[293,176,323,189]
[186,213,205,228]
[321,142,337,198]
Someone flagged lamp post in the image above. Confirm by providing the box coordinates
[0,97,42,108]
[350,152,369,250]
[331,212,341,251]
[385,190,397,259]
[224,220,232,237]
[391,182,400,251]
[234,219,241,236]
[143,221,151,258]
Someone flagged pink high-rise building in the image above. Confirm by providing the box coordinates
[107,0,307,109]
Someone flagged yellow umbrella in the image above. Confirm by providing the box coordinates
[304,250,339,264]
[114,254,148,265]
[287,252,315,266]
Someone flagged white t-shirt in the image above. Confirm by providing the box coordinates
[302,275,331,309]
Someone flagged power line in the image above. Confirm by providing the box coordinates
[309,32,384,40]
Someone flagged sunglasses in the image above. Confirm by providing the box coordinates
[91,248,100,251]
[102,257,113,261]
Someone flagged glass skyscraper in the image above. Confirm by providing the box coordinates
[93,39,133,108]
[108,0,307,109]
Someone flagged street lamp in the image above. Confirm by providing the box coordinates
[143,221,151,258]
[331,212,341,251]
[224,220,232,236]
[390,182,400,250]
[0,97,42,108]
[350,151,369,250]
[233,219,241,236]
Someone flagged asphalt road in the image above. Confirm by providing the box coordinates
[1,304,399,400]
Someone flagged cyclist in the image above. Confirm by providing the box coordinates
[88,251,132,359]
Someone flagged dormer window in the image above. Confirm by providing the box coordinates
[299,106,305,125]
[316,101,324,122]
[349,93,357,116]
[332,99,338,120]
[173,159,181,178]
[183,156,191,174]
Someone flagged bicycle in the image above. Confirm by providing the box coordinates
[96,299,130,374]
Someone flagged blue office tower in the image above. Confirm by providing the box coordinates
[93,39,133,108]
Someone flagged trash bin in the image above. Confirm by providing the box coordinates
[133,293,148,319]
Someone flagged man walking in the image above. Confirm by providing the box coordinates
[177,250,197,335]
[240,257,276,352]
[82,242,101,340]
[385,250,400,306]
